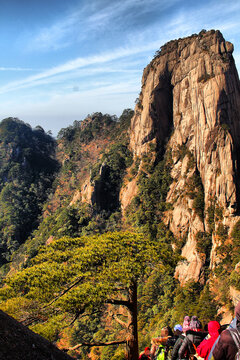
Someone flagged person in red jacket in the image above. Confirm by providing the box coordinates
[139,346,151,359]
[213,301,240,360]
[197,320,220,360]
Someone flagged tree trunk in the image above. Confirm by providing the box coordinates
[126,281,139,360]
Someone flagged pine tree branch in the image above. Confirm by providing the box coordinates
[20,277,84,326]
[106,299,131,307]
[41,276,83,310]
[65,340,127,351]
[20,315,43,326]
[67,310,103,327]
[112,314,129,329]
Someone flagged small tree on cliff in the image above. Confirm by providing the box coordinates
[1,231,176,359]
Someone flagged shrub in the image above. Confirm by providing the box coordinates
[197,73,214,83]
[195,231,212,255]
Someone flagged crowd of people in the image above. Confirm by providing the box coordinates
[139,301,240,360]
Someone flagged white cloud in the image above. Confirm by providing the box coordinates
[2,0,240,102]
[29,11,82,51]
[0,41,160,95]
[0,67,35,71]
[88,0,167,24]
[27,0,180,52]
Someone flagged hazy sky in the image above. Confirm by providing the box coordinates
[0,0,239,135]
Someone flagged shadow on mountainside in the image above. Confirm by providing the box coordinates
[0,310,74,360]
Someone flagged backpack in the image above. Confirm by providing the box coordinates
[155,344,165,360]
[209,317,237,360]
[229,328,240,360]
[191,343,204,360]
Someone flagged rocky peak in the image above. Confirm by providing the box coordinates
[130,29,238,155]
[128,29,240,283]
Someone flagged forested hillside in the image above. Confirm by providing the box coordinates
[8,110,134,271]
[0,118,58,267]
[0,111,222,360]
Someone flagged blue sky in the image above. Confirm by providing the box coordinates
[0,0,239,135]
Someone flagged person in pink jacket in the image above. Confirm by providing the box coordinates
[197,321,220,360]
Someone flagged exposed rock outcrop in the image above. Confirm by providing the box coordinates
[128,30,240,283]
[120,177,138,212]
[0,310,74,360]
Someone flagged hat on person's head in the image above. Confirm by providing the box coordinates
[235,301,240,322]
[182,316,191,332]
[174,324,183,332]
[208,321,220,337]
[190,316,202,331]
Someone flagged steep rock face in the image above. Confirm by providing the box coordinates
[0,310,74,360]
[120,177,138,212]
[129,30,240,283]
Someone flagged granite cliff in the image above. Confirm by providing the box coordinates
[125,29,240,284]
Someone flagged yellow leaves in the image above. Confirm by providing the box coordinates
[0,296,38,321]
[31,313,67,342]
[1,231,165,319]
[0,229,180,354]
[6,261,76,302]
